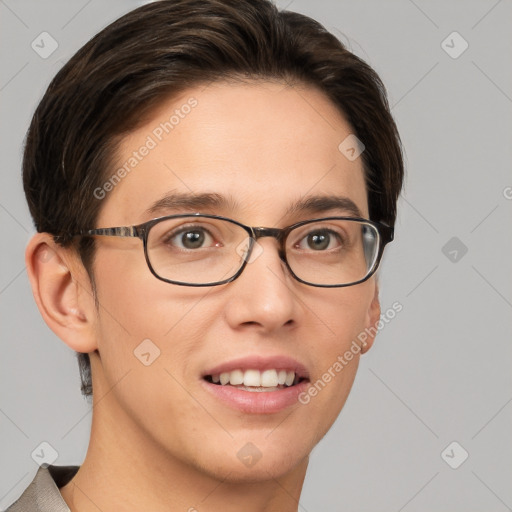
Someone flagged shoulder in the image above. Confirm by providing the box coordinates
[5,465,79,512]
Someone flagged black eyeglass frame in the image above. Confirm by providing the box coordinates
[73,213,394,288]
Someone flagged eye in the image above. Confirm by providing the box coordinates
[166,226,217,250]
[296,229,342,251]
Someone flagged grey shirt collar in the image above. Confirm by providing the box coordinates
[6,465,79,511]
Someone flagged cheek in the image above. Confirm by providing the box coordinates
[91,244,224,402]
[307,281,375,352]
[91,247,169,380]
[299,283,376,431]
[90,252,219,454]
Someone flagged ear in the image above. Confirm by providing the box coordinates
[25,233,98,353]
[360,280,381,354]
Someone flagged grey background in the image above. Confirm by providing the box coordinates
[1,0,511,510]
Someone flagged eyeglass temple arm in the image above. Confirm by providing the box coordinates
[80,226,142,238]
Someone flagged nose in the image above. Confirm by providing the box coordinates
[223,237,299,333]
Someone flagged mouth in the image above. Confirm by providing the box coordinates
[204,368,307,392]
[201,356,310,414]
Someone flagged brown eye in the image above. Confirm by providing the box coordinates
[296,229,342,251]
[306,232,330,250]
[165,226,215,250]
[179,230,205,249]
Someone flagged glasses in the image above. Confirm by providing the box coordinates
[74,214,393,287]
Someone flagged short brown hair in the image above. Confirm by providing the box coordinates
[23,0,404,398]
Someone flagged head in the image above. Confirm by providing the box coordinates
[24,0,403,482]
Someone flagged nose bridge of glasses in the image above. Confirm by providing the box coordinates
[251,226,284,240]
[248,226,287,261]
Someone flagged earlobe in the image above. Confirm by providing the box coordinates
[25,233,98,353]
[360,281,381,354]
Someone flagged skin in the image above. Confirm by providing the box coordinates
[26,80,381,512]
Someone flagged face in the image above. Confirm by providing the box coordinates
[87,80,380,481]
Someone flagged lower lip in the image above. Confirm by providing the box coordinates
[201,379,310,414]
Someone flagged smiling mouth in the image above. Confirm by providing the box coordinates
[204,369,307,392]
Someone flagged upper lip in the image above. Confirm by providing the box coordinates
[202,355,309,379]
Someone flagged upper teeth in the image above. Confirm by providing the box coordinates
[211,369,296,387]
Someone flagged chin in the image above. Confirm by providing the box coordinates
[201,453,308,484]
[190,430,313,483]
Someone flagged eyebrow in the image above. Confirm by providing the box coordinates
[146,192,363,219]
[287,195,362,218]
[146,192,238,216]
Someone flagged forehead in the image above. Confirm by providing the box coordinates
[97,80,368,226]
